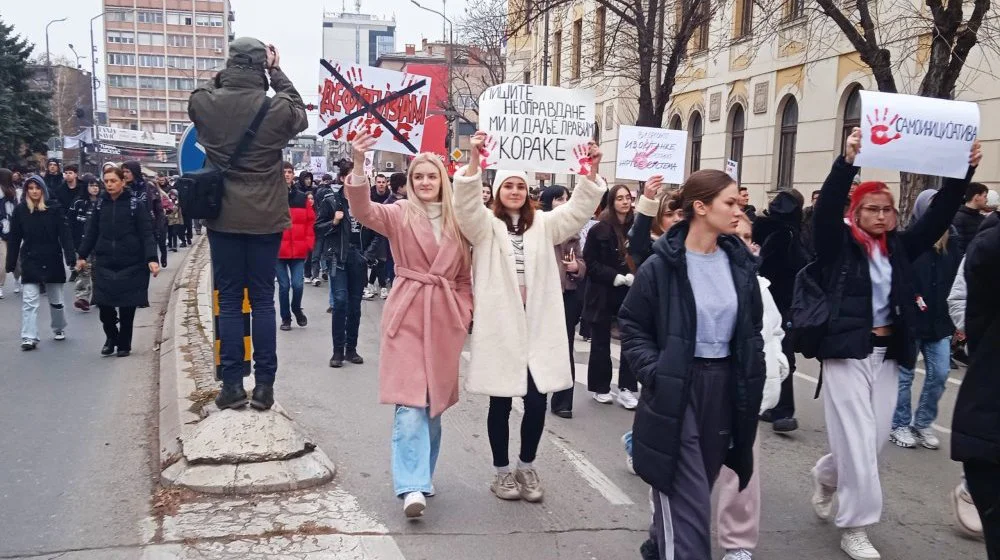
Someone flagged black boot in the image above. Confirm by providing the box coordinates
[280,319,292,331]
[101,339,116,356]
[250,385,274,411]
[346,349,364,364]
[216,383,248,409]
[293,309,308,327]
[639,538,658,560]
[329,350,344,368]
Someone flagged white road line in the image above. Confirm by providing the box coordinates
[793,371,952,434]
[914,367,963,387]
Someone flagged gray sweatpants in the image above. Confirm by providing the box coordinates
[651,358,734,560]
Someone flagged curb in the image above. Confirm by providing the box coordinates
[157,235,335,494]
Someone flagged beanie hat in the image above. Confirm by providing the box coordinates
[491,169,530,198]
[911,189,937,223]
[987,190,1000,208]
[227,37,268,70]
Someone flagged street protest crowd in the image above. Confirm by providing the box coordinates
[2,36,999,560]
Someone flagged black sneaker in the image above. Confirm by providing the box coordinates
[280,319,292,331]
[346,349,364,364]
[639,538,658,560]
[216,383,248,409]
[101,340,116,356]
[326,307,333,313]
[329,350,344,368]
[116,349,131,357]
[293,310,308,327]
[759,409,775,423]
[773,417,799,433]
[250,385,274,410]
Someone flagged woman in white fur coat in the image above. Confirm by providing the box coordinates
[454,131,607,503]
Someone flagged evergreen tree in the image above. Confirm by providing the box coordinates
[0,17,55,168]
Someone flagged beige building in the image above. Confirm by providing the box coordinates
[102,0,234,139]
[507,1,998,205]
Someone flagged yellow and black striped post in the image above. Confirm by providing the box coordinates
[212,286,252,381]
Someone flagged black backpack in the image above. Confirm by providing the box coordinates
[177,97,272,220]
[789,256,848,359]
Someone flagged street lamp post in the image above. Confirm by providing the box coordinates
[410,0,457,159]
[45,18,68,71]
[89,13,104,131]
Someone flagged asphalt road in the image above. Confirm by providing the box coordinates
[0,246,188,558]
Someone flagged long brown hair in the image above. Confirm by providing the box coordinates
[680,169,737,220]
[602,184,636,271]
[0,168,15,202]
[492,180,535,234]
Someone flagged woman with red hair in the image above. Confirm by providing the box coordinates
[809,127,982,560]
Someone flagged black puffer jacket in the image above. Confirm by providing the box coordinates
[811,156,971,369]
[619,221,765,494]
[951,205,984,257]
[77,190,157,307]
[583,219,632,323]
[4,176,75,284]
[952,212,1000,463]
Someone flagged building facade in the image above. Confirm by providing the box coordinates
[322,11,395,66]
[102,0,234,139]
[507,1,999,203]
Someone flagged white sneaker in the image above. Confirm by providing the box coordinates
[380,287,389,299]
[54,330,66,341]
[304,276,313,284]
[953,483,983,537]
[840,528,880,560]
[812,470,836,521]
[621,433,636,475]
[722,549,753,560]
[889,426,917,448]
[312,277,322,287]
[914,427,939,450]
[617,389,638,410]
[0,286,4,299]
[14,282,20,294]
[362,284,376,300]
[592,392,613,404]
[402,491,426,518]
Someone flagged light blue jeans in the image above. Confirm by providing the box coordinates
[21,283,67,341]
[893,337,951,430]
[391,405,442,497]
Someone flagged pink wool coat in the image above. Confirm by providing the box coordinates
[344,176,473,418]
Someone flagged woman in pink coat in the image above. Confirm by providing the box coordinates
[344,131,473,519]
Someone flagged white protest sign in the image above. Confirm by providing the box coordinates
[725,159,739,181]
[310,156,328,175]
[615,126,688,183]
[318,61,432,156]
[853,90,979,179]
[478,83,596,174]
[363,151,374,177]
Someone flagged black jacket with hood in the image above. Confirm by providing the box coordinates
[752,191,810,315]
[122,161,165,233]
[4,175,75,284]
[619,220,766,495]
[952,205,985,257]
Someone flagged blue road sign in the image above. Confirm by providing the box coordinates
[178,124,206,173]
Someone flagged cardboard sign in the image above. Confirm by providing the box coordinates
[317,61,433,155]
[725,159,739,181]
[478,83,596,174]
[615,126,687,184]
[310,156,328,175]
[853,90,979,179]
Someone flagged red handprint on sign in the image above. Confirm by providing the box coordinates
[632,145,657,169]
[479,134,499,168]
[867,108,902,145]
[571,143,593,176]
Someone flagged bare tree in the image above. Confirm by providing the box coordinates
[454,0,508,118]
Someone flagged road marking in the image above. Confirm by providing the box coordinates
[793,371,952,434]
[914,366,963,387]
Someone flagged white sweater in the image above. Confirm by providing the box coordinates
[759,276,789,413]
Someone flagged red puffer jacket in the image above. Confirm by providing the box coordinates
[278,189,315,260]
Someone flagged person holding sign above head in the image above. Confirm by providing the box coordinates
[806,128,981,560]
[343,131,473,519]
[455,131,607,503]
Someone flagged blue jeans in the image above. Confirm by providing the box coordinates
[391,405,442,497]
[331,248,366,353]
[208,230,282,387]
[893,337,951,430]
[275,259,305,322]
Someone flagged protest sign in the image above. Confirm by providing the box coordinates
[363,151,375,177]
[478,83,596,174]
[310,156,328,175]
[317,61,433,156]
[725,159,739,182]
[615,126,687,184]
[853,90,979,179]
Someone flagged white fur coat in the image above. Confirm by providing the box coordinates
[759,276,789,413]
[454,169,607,397]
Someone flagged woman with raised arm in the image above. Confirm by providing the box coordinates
[808,128,981,560]
[343,132,472,519]
[618,169,765,560]
[454,131,606,503]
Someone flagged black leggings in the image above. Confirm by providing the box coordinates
[487,373,547,467]
[587,317,638,393]
[368,261,387,287]
[99,305,137,351]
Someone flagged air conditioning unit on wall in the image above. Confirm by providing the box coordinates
[384,161,394,170]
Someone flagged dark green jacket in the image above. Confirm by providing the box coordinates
[188,67,308,234]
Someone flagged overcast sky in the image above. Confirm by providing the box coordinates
[3,0,470,133]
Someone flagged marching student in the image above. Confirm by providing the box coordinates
[808,128,981,560]
[344,132,472,518]
[67,174,102,312]
[619,168,765,560]
[455,131,606,503]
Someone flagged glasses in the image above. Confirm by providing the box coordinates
[860,205,895,216]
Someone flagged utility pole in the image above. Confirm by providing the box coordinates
[542,0,549,85]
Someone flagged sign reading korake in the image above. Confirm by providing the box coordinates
[478,83,596,174]
[853,90,980,179]
[615,126,687,184]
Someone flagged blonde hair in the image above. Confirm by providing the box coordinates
[405,154,470,265]
[25,181,47,213]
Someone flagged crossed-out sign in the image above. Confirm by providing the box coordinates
[317,60,433,156]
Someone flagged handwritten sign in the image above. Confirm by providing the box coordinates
[854,90,979,179]
[478,83,596,174]
[317,61,433,156]
[725,159,739,182]
[615,126,687,184]
[310,156,327,175]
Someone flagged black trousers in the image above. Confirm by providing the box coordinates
[488,373,547,467]
[965,459,1000,560]
[551,290,581,413]
[155,229,168,266]
[767,335,797,419]
[182,215,193,243]
[587,316,637,393]
[367,260,388,288]
[99,305,137,351]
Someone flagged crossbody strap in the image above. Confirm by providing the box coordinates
[226,96,272,172]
